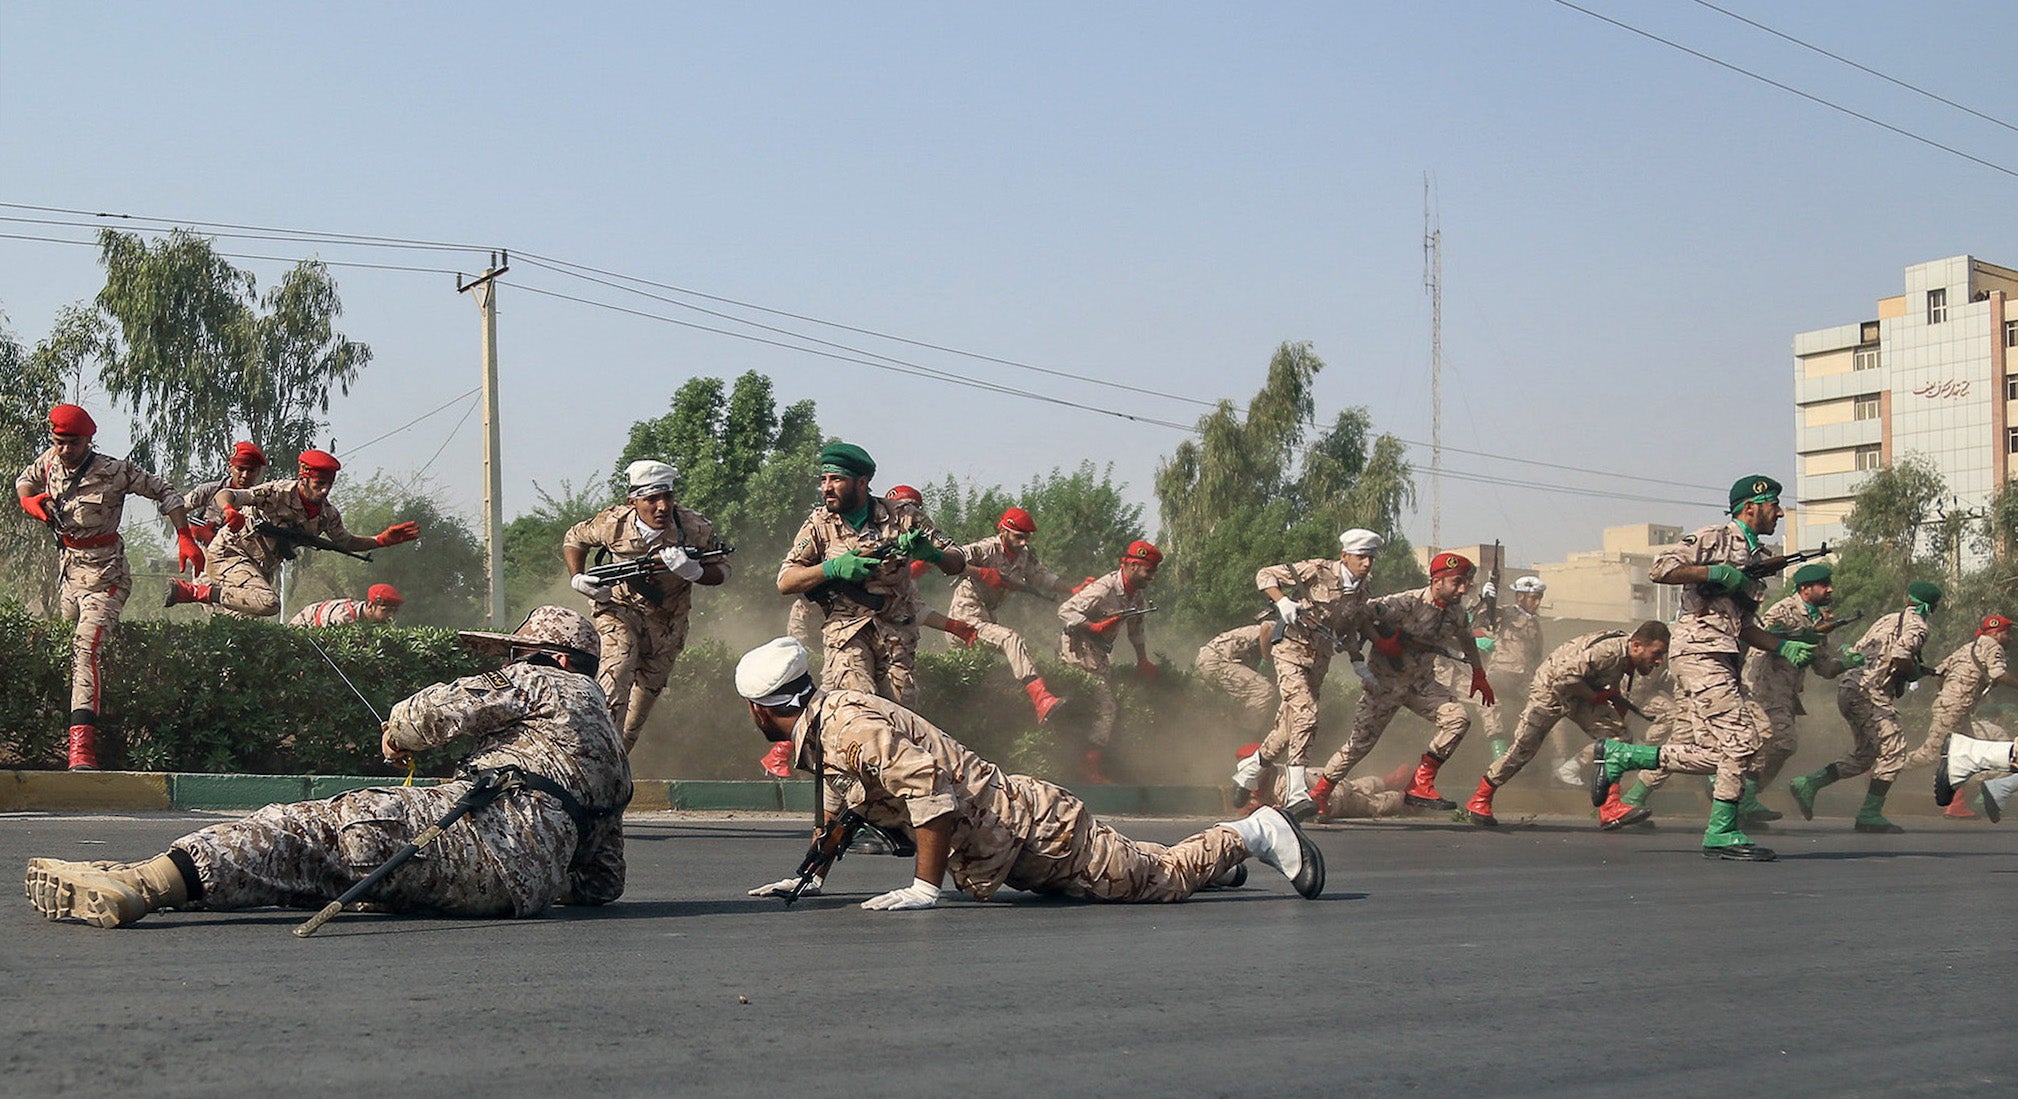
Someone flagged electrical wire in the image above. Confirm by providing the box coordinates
[0,200,496,254]
[343,387,482,456]
[0,229,463,276]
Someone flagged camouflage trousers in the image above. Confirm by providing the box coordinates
[1832,683,1908,782]
[58,552,130,715]
[969,620,1041,681]
[1059,645,1119,747]
[1259,661,1326,767]
[1438,663,1521,744]
[205,554,282,618]
[1485,690,1623,786]
[1901,695,1977,770]
[1750,701,1800,787]
[1194,650,1274,724]
[823,621,920,708]
[1003,818,1246,903]
[1644,653,1767,801]
[1317,672,1469,782]
[593,602,687,752]
[171,783,582,918]
[786,599,822,661]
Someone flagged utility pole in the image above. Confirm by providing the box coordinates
[1423,174,1443,550]
[458,251,510,629]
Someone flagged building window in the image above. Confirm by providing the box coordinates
[1853,395,1880,421]
[1855,445,1883,471]
[1853,345,1880,371]
[2006,319,2017,347]
[1928,288,1948,324]
[2009,428,2018,455]
[2007,375,2018,402]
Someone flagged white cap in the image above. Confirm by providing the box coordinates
[1512,576,1546,594]
[736,637,814,705]
[626,460,678,498]
[1338,528,1385,556]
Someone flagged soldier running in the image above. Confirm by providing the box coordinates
[1450,573,1547,761]
[737,638,1323,909]
[15,404,204,770]
[1195,622,1277,726]
[1057,539,1162,783]
[288,583,405,627]
[1737,562,1850,824]
[563,460,731,752]
[181,441,267,546]
[166,449,421,617]
[24,606,630,928]
[945,506,1075,723]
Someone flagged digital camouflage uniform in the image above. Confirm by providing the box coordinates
[1831,610,1929,783]
[565,503,729,750]
[1643,521,1774,801]
[781,497,955,707]
[1266,766,1404,819]
[15,447,181,715]
[1255,558,1367,768]
[202,478,377,618]
[181,475,231,542]
[1057,570,1149,747]
[946,533,1064,680]
[172,661,630,917]
[1443,600,1543,744]
[1902,634,2010,769]
[1317,586,1475,782]
[792,689,1244,902]
[287,598,367,627]
[1741,594,1848,786]
[1195,623,1276,723]
[1485,631,1638,786]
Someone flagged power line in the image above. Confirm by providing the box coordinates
[344,387,482,456]
[0,229,463,276]
[1688,0,2018,136]
[0,200,496,255]
[1546,0,2018,182]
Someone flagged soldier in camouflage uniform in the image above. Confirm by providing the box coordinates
[564,460,731,752]
[1901,615,2018,820]
[288,582,404,627]
[166,449,421,617]
[1594,475,1808,861]
[1233,528,1381,818]
[945,506,1075,723]
[1463,622,1668,828]
[777,443,964,709]
[1057,539,1162,783]
[25,606,631,929]
[1445,573,1547,760]
[15,404,203,770]
[1310,551,1494,816]
[1939,719,2018,821]
[181,441,267,547]
[1737,563,1850,823]
[737,638,1323,908]
[1237,742,1416,820]
[1196,623,1277,724]
[1787,582,1941,834]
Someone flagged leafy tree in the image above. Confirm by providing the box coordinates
[920,460,1146,585]
[1826,454,1948,624]
[502,479,611,616]
[0,311,67,609]
[284,473,488,629]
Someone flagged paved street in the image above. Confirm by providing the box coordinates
[4,810,2014,1096]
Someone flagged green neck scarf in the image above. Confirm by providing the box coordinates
[840,501,871,531]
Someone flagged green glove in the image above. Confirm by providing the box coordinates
[1475,636,1496,653]
[1840,646,1866,668]
[895,530,944,564]
[821,552,878,584]
[1705,563,1748,593]
[1777,639,1816,668]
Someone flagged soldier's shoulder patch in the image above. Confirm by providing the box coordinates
[480,669,513,690]
[1680,534,1697,545]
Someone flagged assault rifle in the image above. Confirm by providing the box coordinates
[1888,658,1945,699]
[1479,539,1503,631]
[1260,608,1349,654]
[803,539,897,615]
[255,519,374,563]
[1700,543,1831,608]
[585,543,735,589]
[1766,611,1863,647]
[1370,626,1467,668]
[782,808,870,906]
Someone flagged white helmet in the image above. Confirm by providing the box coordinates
[1512,576,1546,594]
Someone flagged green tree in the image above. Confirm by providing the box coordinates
[1827,454,1948,624]
[285,473,488,629]
[502,479,610,616]
[0,311,68,609]
[921,461,1146,586]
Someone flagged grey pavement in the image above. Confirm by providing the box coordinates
[3,809,2015,1097]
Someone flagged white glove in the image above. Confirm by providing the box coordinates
[749,874,818,898]
[861,877,942,911]
[658,545,704,581]
[569,573,613,600]
[1481,581,1497,601]
[1275,596,1300,625]
[1353,662,1380,691]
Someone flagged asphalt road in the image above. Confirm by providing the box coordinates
[3,809,2014,1097]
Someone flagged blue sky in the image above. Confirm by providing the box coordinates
[5,2,2017,564]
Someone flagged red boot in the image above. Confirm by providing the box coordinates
[1945,781,1979,820]
[1465,778,1498,826]
[1403,753,1456,810]
[758,740,793,779]
[163,578,213,607]
[1307,775,1336,819]
[1023,678,1066,724]
[1381,760,1415,790]
[67,724,99,771]
[1598,787,1651,830]
[1081,749,1113,785]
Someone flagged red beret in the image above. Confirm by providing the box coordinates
[998,507,1036,534]
[229,441,268,469]
[1430,552,1475,578]
[367,583,404,607]
[1121,539,1163,566]
[1979,615,2012,635]
[297,449,342,476]
[886,485,922,505]
[48,404,96,437]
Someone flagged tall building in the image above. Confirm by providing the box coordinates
[1791,255,2018,555]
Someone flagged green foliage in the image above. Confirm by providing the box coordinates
[919,460,1147,585]
[503,480,610,616]
[1827,455,1950,624]
[0,313,66,609]
[286,473,489,629]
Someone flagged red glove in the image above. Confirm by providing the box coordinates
[186,521,217,545]
[175,527,205,575]
[1136,656,1159,680]
[223,505,247,532]
[908,560,932,578]
[972,566,1007,589]
[943,618,978,647]
[376,520,421,546]
[18,493,53,523]
[1072,577,1097,594]
[1590,687,1628,716]
[1372,631,1405,660]
[1088,615,1123,637]
[1470,667,1495,707]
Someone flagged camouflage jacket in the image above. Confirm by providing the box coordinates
[780,498,955,641]
[207,478,376,576]
[15,446,178,562]
[564,503,729,619]
[1649,521,1770,658]
[1255,558,1367,672]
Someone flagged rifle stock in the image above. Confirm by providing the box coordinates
[783,808,869,906]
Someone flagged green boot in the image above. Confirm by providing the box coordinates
[1788,764,1841,821]
[1702,798,1776,860]
[1622,781,1651,809]
[1487,737,1509,760]
[1590,739,1662,806]
[1853,779,1905,834]
[1737,778,1781,825]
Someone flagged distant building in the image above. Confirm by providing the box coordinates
[1411,542,1538,593]
[1529,524,1687,625]
[1791,255,2018,559]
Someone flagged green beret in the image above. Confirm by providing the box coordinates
[817,442,876,479]
[1908,580,1942,608]
[1790,563,1832,587]
[1729,474,1783,513]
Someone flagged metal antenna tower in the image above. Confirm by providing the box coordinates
[1423,174,1443,550]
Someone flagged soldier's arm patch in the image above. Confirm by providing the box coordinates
[481,670,513,690]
